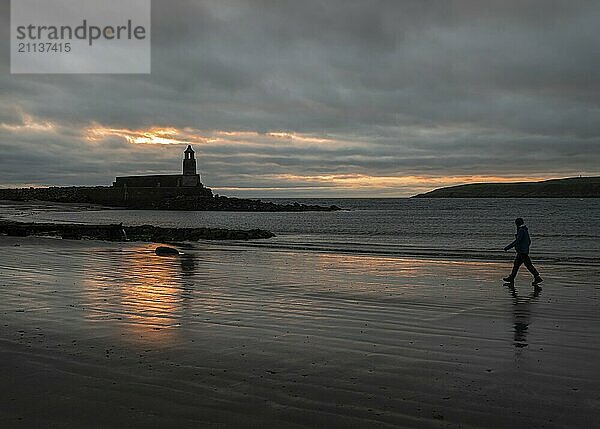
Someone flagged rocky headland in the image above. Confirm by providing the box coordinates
[412,177,600,198]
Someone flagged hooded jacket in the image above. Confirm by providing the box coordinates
[504,225,531,254]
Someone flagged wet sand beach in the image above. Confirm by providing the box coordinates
[1,236,599,428]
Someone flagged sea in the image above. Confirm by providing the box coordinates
[1,198,599,266]
[2,197,600,428]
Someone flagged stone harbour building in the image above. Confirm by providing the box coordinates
[113,145,202,188]
[108,144,212,206]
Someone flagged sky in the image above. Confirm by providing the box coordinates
[1,0,599,197]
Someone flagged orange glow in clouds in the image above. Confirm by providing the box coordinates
[85,125,354,148]
[271,173,548,190]
[85,126,210,145]
[85,123,557,193]
[1,111,55,132]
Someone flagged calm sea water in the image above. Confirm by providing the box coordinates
[1,198,599,264]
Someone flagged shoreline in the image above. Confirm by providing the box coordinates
[1,236,599,428]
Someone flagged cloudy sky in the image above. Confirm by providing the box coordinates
[1,0,599,197]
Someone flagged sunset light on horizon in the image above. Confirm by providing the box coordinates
[1,1,598,197]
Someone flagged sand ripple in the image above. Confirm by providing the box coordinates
[1,236,599,428]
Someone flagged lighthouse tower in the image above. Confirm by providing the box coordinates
[182,145,200,186]
[113,145,204,189]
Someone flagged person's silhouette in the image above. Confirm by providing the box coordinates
[503,217,543,286]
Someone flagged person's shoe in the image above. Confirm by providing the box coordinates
[532,276,543,285]
[503,277,514,283]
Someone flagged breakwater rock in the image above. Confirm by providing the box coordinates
[0,221,275,242]
[0,186,341,211]
[157,195,341,211]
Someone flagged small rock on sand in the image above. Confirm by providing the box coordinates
[155,246,180,256]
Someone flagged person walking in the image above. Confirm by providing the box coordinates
[503,218,543,286]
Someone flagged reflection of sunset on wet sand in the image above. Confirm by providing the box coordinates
[315,253,503,297]
[82,245,185,344]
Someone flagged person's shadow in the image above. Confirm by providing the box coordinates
[504,283,542,348]
[180,253,197,295]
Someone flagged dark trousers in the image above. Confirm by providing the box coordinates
[509,253,540,279]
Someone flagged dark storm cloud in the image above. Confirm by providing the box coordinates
[1,0,599,195]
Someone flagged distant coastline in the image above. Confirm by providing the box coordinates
[412,177,600,198]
